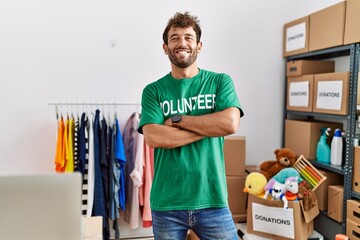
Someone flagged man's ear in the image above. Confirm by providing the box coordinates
[197,42,203,53]
[163,43,169,55]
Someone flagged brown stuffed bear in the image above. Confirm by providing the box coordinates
[297,180,317,211]
[259,148,298,181]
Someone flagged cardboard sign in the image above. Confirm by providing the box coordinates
[316,80,343,110]
[252,203,295,239]
[286,22,306,52]
[289,81,309,107]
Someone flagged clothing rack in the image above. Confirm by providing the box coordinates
[48,101,141,120]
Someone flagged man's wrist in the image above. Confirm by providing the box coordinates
[171,114,182,128]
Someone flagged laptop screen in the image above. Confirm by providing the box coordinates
[0,173,83,240]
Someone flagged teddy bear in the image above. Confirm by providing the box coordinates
[258,148,298,181]
[297,180,317,211]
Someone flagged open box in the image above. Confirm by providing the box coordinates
[246,194,319,240]
[246,156,324,239]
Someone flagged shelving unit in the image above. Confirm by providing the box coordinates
[283,43,360,237]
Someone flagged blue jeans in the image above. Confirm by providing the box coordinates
[151,207,238,240]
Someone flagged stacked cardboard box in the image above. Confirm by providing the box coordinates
[327,185,344,222]
[284,0,360,56]
[224,136,247,223]
[353,147,360,194]
[346,199,360,239]
[314,169,343,211]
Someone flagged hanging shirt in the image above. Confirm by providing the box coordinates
[92,109,108,240]
[115,118,127,211]
[100,117,109,211]
[87,113,95,217]
[55,117,65,172]
[65,117,75,172]
[142,142,154,228]
[77,113,90,216]
[73,116,80,172]
[129,113,144,229]
[123,113,140,226]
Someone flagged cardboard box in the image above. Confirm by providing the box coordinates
[309,2,346,51]
[313,72,349,115]
[327,185,344,222]
[284,119,343,160]
[283,16,309,57]
[287,75,314,112]
[314,169,343,211]
[232,213,247,223]
[227,176,247,215]
[347,199,360,223]
[344,0,360,45]
[246,194,319,240]
[347,218,360,240]
[224,136,246,176]
[245,165,258,174]
[83,216,103,240]
[286,60,335,77]
[353,147,360,194]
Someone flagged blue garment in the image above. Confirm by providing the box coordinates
[151,207,238,240]
[76,113,87,175]
[108,124,120,238]
[115,118,126,211]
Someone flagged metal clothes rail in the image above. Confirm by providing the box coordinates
[48,101,141,120]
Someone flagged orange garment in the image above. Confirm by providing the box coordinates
[55,117,65,172]
[62,118,69,172]
[142,142,154,228]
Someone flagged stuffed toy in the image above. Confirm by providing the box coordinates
[263,180,288,209]
[259,148,298,181]
[297,180,317,211]
[284,176,299,201]
[243,172,267,198]
[272,167,302,184]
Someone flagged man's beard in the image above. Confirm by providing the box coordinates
[168,48,198,68]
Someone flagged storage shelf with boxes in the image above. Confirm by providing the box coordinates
[282,0,360,238]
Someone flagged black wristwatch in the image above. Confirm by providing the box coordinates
[171,114,182,128]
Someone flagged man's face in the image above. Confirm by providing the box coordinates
[163,26,202,68]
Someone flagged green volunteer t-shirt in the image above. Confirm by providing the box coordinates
[138,68,243,211]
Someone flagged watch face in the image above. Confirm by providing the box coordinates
[172,114,182,123]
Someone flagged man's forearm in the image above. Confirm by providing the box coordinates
[142,123,205,149]
[167,107,240,137]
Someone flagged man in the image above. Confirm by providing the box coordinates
[138,12,244,240]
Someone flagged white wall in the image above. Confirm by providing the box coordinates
[0,0,343,175]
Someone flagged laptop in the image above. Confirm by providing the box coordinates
[0,172,83,240]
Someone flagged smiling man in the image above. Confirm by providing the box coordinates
[138,12,244,240]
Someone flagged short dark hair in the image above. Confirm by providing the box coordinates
[162,12,202,45]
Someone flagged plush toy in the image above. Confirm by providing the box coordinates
[243,172,267,198]
[297,180,317,211]
[263,180,288,209]
[259,148,298,181]
[284,176,299,201]
[272,167,302,184]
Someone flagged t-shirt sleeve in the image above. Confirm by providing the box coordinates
[138,84,164,134]
[216,74,244,117]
